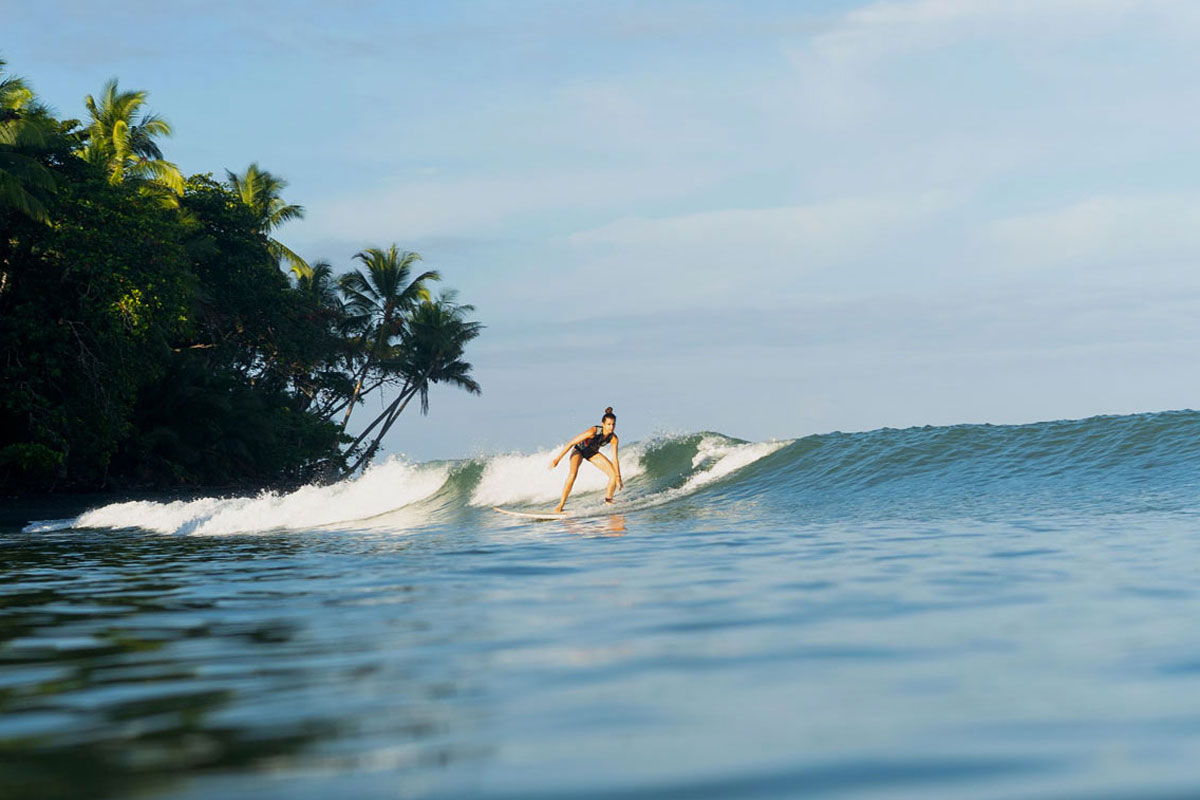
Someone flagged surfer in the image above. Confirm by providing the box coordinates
[550,407,622,512]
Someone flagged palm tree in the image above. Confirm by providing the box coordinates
[226,162,308,276]
[79,78,183,198]
[335,245,440,429]
[0,59,53,224]
[291,259,355,417]
[294,258,339,307]
[343,292,482,475]
[398,292,483,415]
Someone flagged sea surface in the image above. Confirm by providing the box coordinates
[5,410,1200,799]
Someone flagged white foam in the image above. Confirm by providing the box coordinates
[470,445,645,507]
[34,457,450,536]
[621,436,791,511]
[21,434,791,535]
[20,518,77,533]
[471,435,786,512]
[683,436,788,491]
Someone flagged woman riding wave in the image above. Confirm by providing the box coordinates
[549,407,622,512]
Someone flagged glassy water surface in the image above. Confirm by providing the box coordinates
[5,413,1200,798]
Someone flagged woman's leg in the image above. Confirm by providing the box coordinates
[555,451,584,512]
[588,453,619,501]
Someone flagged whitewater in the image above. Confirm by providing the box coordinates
[6,410,1200,799]
[23,433,789,536]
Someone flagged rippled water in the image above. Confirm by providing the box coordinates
[6,412,1200,798]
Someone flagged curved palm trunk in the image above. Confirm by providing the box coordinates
[324,376,382,420]
[340,304,394,429]
[339,366,371,429]
[342,364,434,477]
[360,379,424,461]
[342,383,418,477]
[345,380,411,453]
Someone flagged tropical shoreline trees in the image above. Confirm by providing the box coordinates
[342,291,482,476]
[0,59,54,225]
[226,162,309,276]
[337,246,440,428]
[79,78,184,201]
[0,58,482,493]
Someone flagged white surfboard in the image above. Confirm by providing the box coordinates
[493,507,569,520]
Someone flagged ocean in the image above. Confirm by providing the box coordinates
[5,410,1200,798]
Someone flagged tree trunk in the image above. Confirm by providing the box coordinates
[326,376,386,420]
[342,386,417,476]
[342,369,430,477]
[340,303,394,429]
[345,380,411,454]
[344,391,414,477]
[339,360,372,429]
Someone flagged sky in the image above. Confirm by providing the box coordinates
[8,0,1200,461]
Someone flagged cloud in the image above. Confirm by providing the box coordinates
[784,0,1200,130]
[571,191,948,249]
[983,193,1200,274]
[812,0,1191,63]
[304,161,724,241]
[480,280,1200,363]
[561,192,954,306]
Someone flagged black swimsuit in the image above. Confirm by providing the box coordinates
[573,427,613,459]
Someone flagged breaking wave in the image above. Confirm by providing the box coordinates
[24,410,1200,534]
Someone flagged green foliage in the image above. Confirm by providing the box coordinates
[180,174,291,364]
[78,78,183,198]
[0,58,56,223]
[0,443,65,488]
[342,292,483,476]
[113,352,345,485]
[225,162,309,276]
[1,152,193,488]
[0,56,480,494]
[336,246,440,429]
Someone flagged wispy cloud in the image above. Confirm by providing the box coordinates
[809,0,1194,64]
[562,192,954,306]
[305,162,724,241]
[983,193,1200,274]
[570,192,950,250]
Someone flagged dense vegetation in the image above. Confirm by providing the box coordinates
[0,59,481,493]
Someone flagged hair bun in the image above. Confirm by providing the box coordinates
[605,407,613,415]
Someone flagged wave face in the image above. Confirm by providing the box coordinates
[734,409,1200,522]
[25,410,1200,534]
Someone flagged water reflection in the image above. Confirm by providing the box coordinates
[564,514,627,537]
[6,501,1200,799]
[0,529,491,800]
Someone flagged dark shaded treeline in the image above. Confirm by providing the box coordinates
[0,58,481,494]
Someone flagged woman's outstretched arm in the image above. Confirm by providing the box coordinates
[550,428,598,468]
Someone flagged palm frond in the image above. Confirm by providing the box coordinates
[0,169,49,222]
[79,78,177,191]
[0,81,33,113]
[134,111,172,141]
[226,162,304,234]
[270,239,310,277]
[338,270,382,311]
[267,201,304,229]
[135,156,184,195]
[396,269,440,307]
